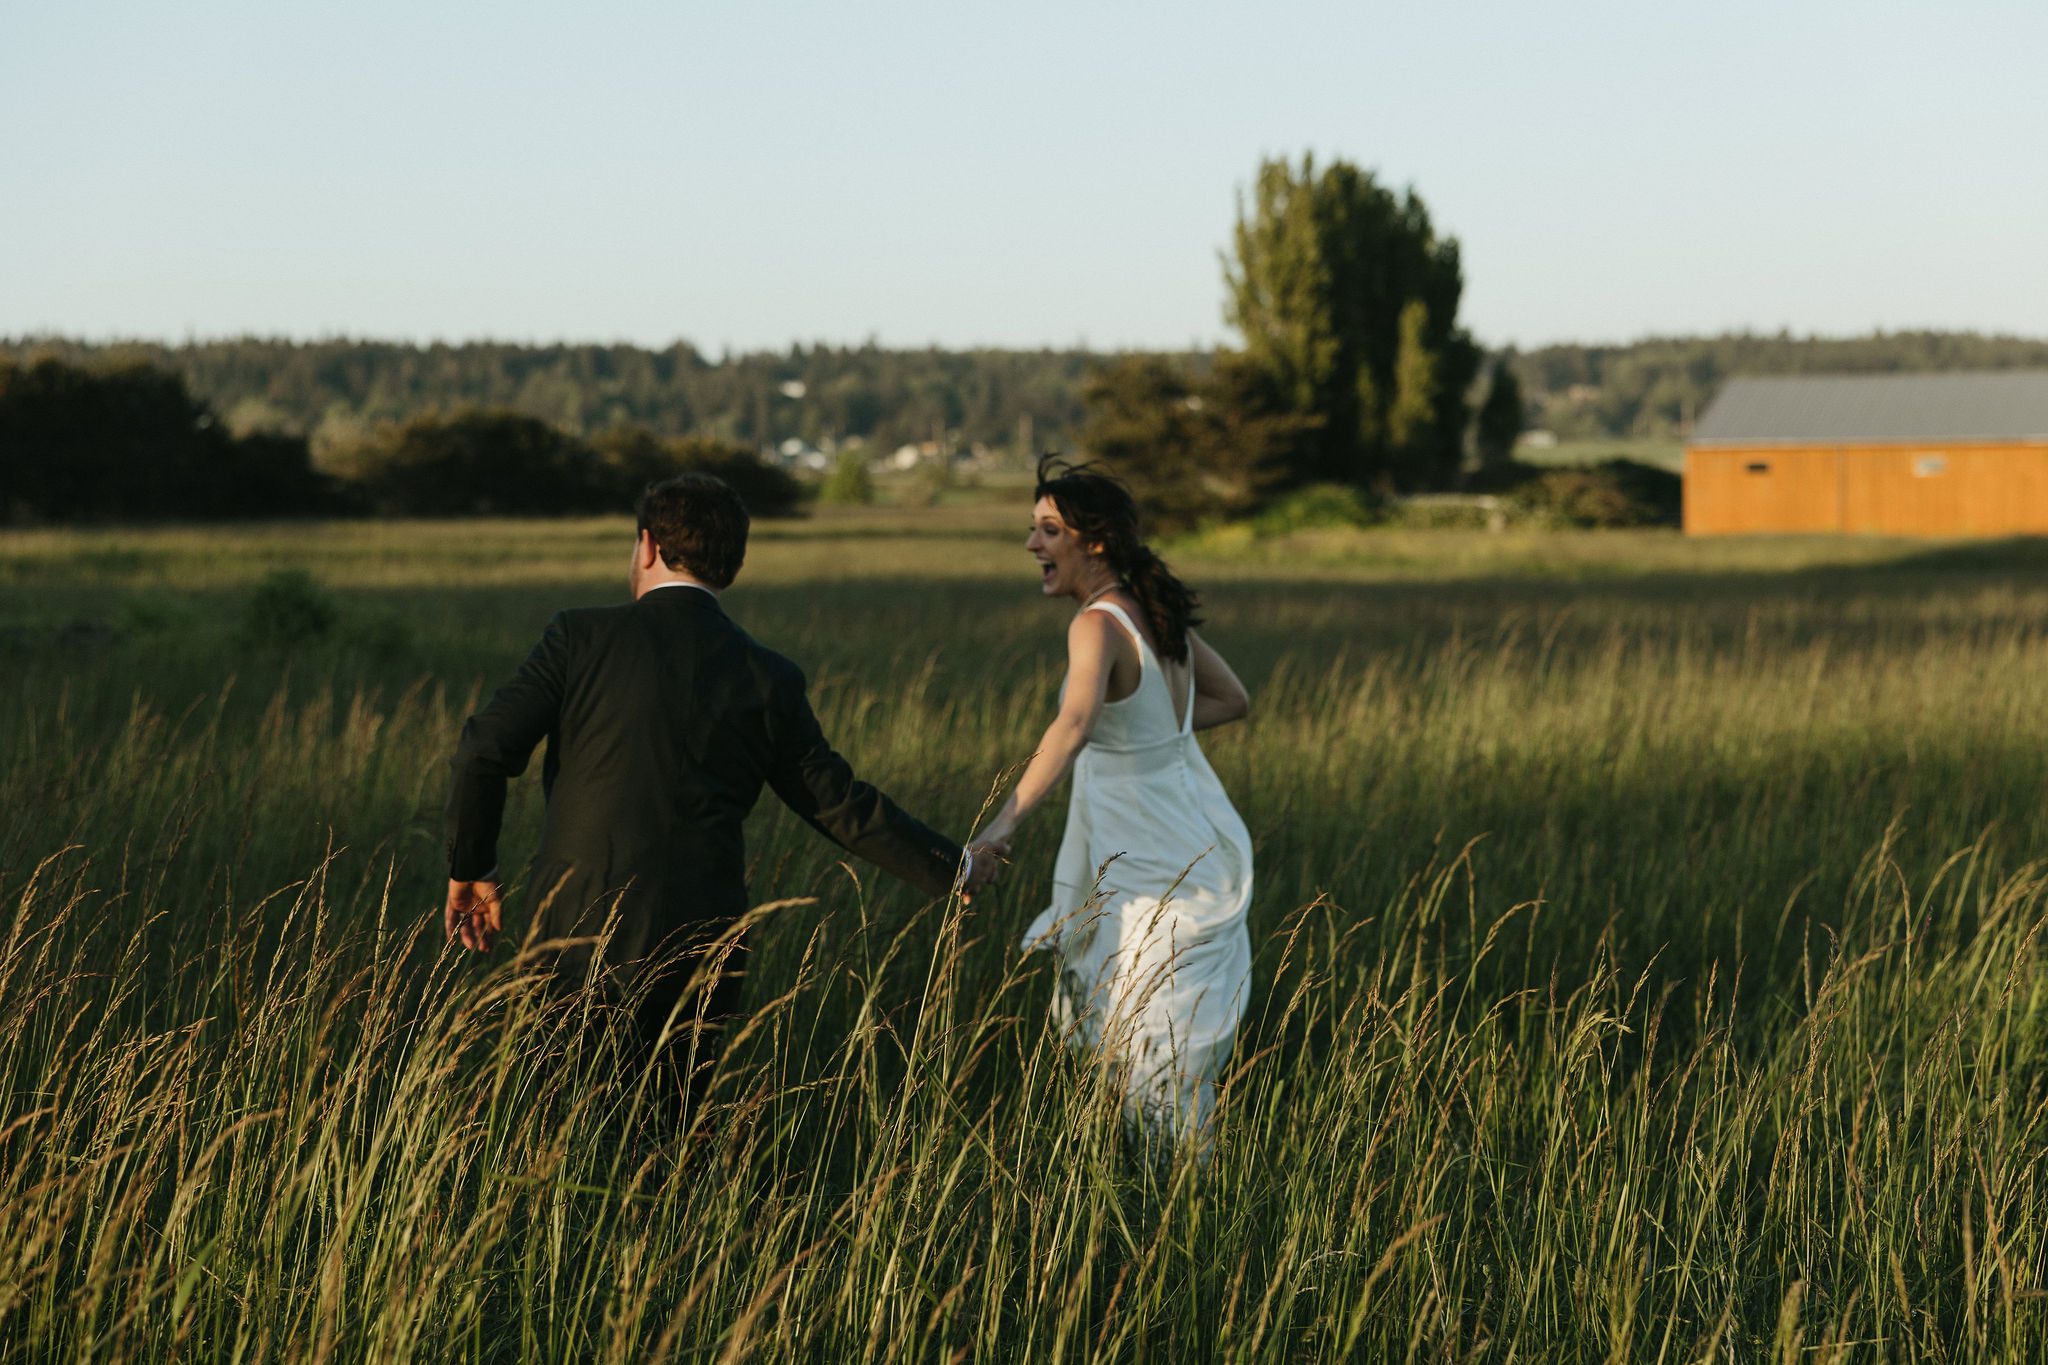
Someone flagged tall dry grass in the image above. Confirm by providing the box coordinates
[3,515,2047,1358]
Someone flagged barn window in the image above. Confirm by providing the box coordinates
[1745,462,1770,473]
[1913,454,1948,477]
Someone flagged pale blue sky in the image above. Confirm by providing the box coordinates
[6,0,2044,352]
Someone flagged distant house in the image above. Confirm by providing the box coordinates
[774,437,830,472]
[1684,371,2048,535]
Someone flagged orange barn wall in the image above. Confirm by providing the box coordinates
[1684,441,2048,536]
[1683,445,1841,534]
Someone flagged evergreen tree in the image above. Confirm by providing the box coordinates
[1224,155,1481,491]
[1475,358,1525,468]
[1080,354,1311,534]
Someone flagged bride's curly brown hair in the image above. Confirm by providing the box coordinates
[1034,455,1202,663]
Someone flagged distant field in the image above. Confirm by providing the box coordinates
[4,506,2046,1360]
[1517,436,1687,470]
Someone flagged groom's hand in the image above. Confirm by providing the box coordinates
[445,876,503,952]
[961,842,1007,902]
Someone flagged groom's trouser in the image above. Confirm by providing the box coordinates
[530,873,751,1124]
[624,924,749,1134]
[632,922,749,1063]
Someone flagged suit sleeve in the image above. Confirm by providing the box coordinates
[445,613,571,881]
[764,667,963,898]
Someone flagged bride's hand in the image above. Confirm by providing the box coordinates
[961,842,1004,901]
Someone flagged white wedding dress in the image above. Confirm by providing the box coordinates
[1020,601,1255,1153]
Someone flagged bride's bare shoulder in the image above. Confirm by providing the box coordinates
[1065,607,1119,647]
[1068,606,1145,667]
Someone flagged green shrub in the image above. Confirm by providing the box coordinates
[1,356,334,523]
[240,569,338,648]
[594,429,805,517]
[1388,497,1503,531]
[331,416,806,520]
[899,459,952,508]
[336,612,415,664]
[334,410,611,517]
[1251,483,1385,534]
[1509,459,1680,528]
[673,438,805,518]
[819,452,875,506]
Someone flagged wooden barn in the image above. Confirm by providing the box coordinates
[1683,371,2048,535]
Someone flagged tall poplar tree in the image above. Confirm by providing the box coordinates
[1225,155,1481,491]
[1474,357,1526,469]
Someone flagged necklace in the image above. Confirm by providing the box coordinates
[1078,580,1121,609]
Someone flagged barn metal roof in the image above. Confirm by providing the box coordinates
[1692,371,2048,444]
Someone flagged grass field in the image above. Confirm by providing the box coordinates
[4,505,2047,1361]
[1516,438,1688,472]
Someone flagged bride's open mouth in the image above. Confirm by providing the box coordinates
[1036,558,1055,585]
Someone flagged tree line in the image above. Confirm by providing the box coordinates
[0,336,1097,465]
[0,356,800,524]
[11,324,2044,528]
[8,327,2039,472]
[14,325,2043,483]
[1512,330,2048,441]
[10,145,2046,530]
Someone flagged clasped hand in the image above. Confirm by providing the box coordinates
[961,837,1010,902]
[450,840,1009,949]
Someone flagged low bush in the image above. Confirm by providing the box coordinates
[819,452,876,505]
[332,411,614,517]
[898,459,953,508]
[328,414,806,519]
[671,437,805,518]
[1249,483,1385,534]
[1508,458,1681,528]
[239,569,338,648]
[594,429,804,517]
[0,357,335,523]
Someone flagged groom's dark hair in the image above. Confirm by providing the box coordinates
[636,474,749,589]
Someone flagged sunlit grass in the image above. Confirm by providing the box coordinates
[2,509,2046,1359]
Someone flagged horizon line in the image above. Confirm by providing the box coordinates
[6,324,2048,357]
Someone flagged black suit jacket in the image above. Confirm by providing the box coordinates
[446,585,961,986]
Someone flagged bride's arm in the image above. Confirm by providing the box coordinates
[1188,630,1250,731]
[973,611,1118,847]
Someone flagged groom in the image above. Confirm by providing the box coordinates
[443,472,996,1048]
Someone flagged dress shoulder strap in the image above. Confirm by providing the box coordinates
[1083,600,1154,662]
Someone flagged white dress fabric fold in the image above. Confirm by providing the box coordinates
[1020,602,1254,1154]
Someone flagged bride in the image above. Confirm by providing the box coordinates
[972,460,1254,1153]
